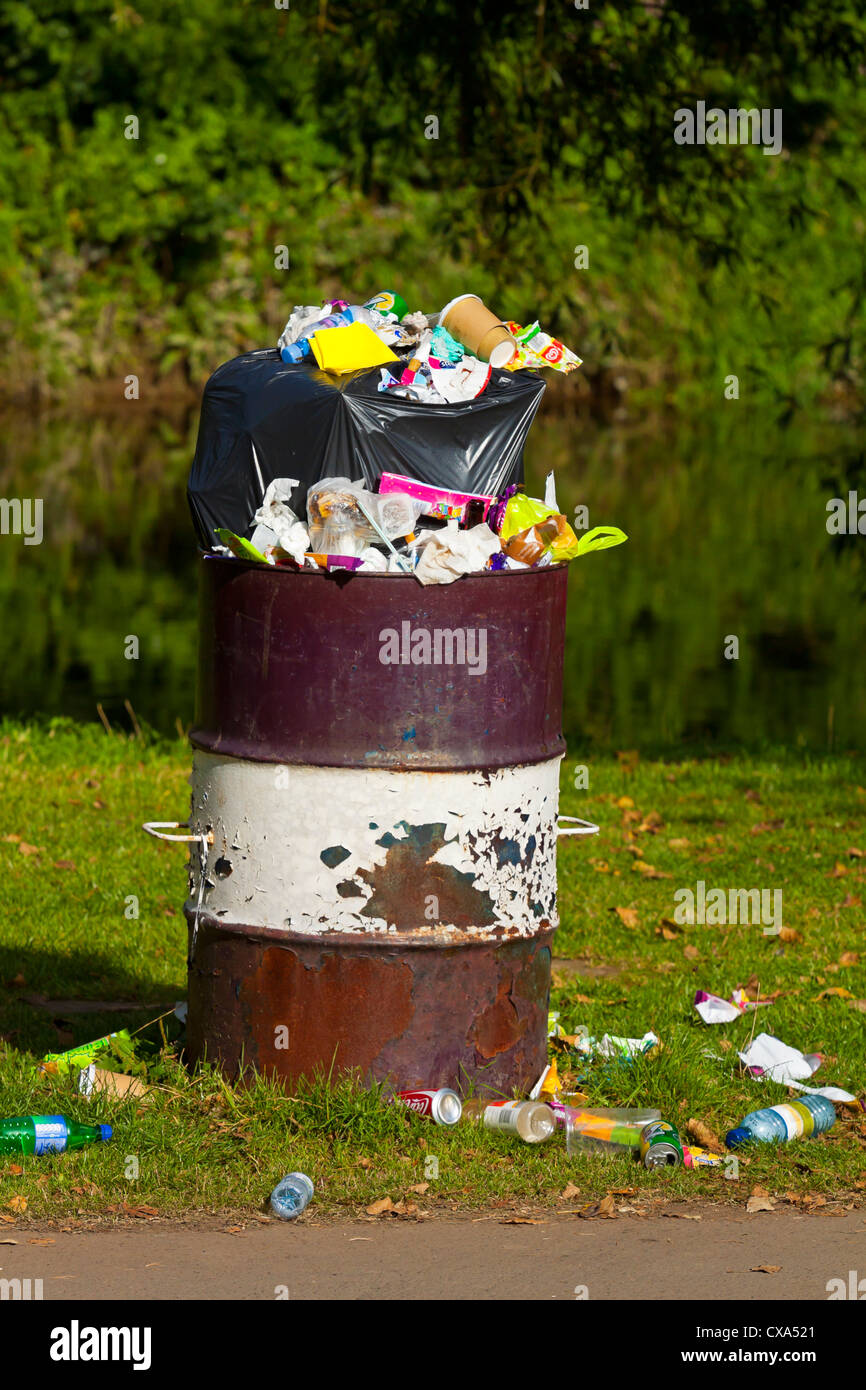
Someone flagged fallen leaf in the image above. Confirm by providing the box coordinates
[814,987,854,1001]
[616,796,635,809]
[2,833,22,843]
[1,1165,23,1178]
[633,861,672,879]
[839,952,860,966]
[580,1193,617,1220]
[847,999,866,1013]
[719,1038,733,1051]
[829,862,849,878]
[746,1186,775,1214]
[53,860,76,871]
[656,924,680,941]
[500,1217,544,1225]
[683,944,700,959]
[560,1182,581,1200]
[6,1196,27,1213]
[751,820,784,835]
[407,1182,429,1195]
[778,927,801,944]
[665,1212,702,1220]
[590,860,610,873]
[841,894,863,908]
[356,1157,372,1170]
[18,842,43,856]
[667,838,691,850]
[847,848,865,859]
[686,1118,724,1153]
[751,1264,781,1274]
[0,1239,19,1245]
[615,907,639,928]
[121,1203,158,1219]
[28,1238,55,1246]
[366,1197,394,1217]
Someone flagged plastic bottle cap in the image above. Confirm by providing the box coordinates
[99,1125,113,1142]
[725,1127,750,1149]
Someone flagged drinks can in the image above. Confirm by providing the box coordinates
[364,290,408,322]
[394,1088,462,1126]
[639,1120,684,1169]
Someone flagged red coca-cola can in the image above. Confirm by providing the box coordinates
[393,1088,462,1126]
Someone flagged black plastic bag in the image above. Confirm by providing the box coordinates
[187,350,545,550]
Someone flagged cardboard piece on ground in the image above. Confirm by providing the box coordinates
[78,1065,151,1101]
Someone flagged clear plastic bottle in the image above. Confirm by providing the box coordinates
[561,1107,662,1154]
[269,1172,315,1219]
[480,1100,555,1144]
[725,1095,836,1148]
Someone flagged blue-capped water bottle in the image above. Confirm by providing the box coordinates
[269,1171,314,1220]
[280,308,366,363]
[725,1095,835,1149]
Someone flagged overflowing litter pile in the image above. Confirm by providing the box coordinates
[188,287,625,581]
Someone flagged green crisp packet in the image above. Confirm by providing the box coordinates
[40,1029,133,1075]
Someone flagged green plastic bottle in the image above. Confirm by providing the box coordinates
[0,1114,112,1156]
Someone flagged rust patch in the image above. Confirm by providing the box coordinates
[470,943,551,1061]
[358,822,497,930]
[237,944,415,1078]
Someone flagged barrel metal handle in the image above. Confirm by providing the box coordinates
[142,821,214,845]
[556,816,600,838]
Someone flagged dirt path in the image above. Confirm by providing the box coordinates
[3,1206,865,1300]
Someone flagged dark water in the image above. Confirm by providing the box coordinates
[0,405,863,751]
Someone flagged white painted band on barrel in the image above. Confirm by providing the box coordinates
[185,754,564,941]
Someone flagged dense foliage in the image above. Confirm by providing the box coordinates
[0,0,864,407]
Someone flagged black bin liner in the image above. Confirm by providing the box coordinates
[187,349,546,550]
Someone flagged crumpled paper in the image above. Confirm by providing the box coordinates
[413,523,500,586]
[251,477,309,565]
[694,987,761,1024]
[573,1030,660,1060]
[738,1032,856,1102]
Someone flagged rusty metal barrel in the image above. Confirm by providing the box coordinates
[183,554,577,1094]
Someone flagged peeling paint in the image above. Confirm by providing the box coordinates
[186,753,562,940]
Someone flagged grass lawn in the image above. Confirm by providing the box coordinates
[0,721,864,1225]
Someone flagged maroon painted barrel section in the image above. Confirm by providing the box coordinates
[186,912,553,1094]
[191,556,567,770]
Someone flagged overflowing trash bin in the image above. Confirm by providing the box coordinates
[148,288,627,1093]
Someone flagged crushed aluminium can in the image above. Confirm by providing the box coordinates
[639,1120,685,1168]
[393,1088,462,1126]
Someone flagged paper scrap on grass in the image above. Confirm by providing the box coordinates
[694,987,763,1024]
[738,1032,856,1103]
[573,1030,660,1060]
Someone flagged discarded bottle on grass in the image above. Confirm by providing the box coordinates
[269,1172,315,1220]
[725,1096,836,1149]
[0,1114,112,1156]
[480,1100,555,1144]
[562,1107,662,1154]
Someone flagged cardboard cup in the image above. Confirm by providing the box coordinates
[441,294,517,367]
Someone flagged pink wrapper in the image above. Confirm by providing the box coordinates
[378,472,494,522]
